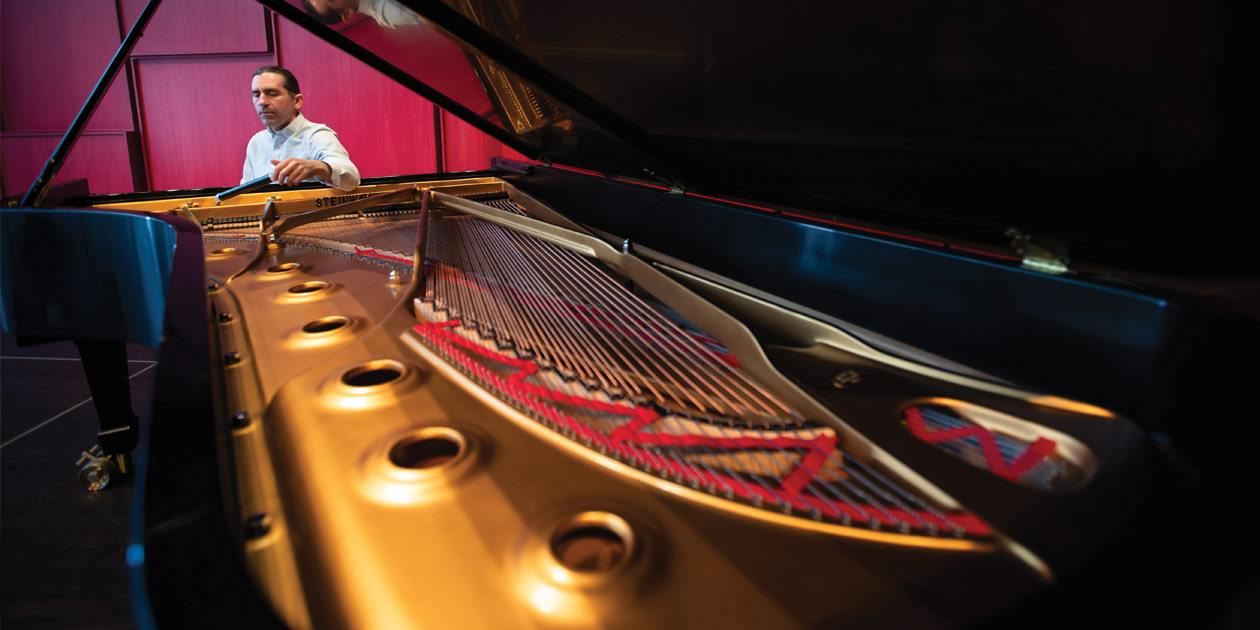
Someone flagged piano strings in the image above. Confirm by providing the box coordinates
[406,196,989,538]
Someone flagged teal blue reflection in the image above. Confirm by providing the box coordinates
[1,208,176,348]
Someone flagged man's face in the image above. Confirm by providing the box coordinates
[308,0,360,21]
[251,72,303,132]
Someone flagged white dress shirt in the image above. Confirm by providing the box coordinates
[359,0,423,28]
[241,114,360,191]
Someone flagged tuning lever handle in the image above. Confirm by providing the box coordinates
[215,175,272,205]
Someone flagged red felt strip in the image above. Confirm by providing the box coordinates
[354,247,414,264]
[414,321,989,536]
[904,407,1056,482]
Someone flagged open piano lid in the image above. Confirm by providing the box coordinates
[264,0,1251,276]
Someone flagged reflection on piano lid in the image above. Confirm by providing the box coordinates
[267,0,1255,276]
[30,0,1258,627]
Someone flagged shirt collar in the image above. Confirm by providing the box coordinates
[269,113,309,139]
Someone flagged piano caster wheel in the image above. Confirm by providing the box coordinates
[74,445,128,491]
[78,459,112,491]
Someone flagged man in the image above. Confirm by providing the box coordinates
[242,66,359,191]
[302,0,422,29]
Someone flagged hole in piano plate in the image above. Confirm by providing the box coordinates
[341,361,405,387]
[388,431,464,470]
[549,512,633,574]
[288,281,329,294]
[302,316,350,334]
[268,262,301,273]
[210,247,241,256]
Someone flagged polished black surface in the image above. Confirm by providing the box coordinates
[0,209,178,349]
[396,0,1253,273]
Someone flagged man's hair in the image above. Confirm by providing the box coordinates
[301,0,343,25]
[252,65,301,96]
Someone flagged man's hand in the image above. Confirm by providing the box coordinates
[269,158,331,186]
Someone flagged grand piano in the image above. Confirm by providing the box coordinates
[5,0,1256,627]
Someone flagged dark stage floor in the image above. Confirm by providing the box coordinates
[1,331,151,630]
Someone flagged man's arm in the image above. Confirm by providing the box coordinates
[308,128,359,191]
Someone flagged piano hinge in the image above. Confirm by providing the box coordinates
[1005,228,1070,275]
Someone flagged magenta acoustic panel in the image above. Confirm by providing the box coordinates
[1,0,133,132]
[121,0,270,56]
[2,133,138,197]
[441,111,531,173]
[276,18,440,178]
[136,57,269,191]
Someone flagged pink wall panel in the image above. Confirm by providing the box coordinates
[1,0,133,131]
[441,111,531,172]
[276,18,438,178]
[441,113,490,172]
[121,0,270,56]
[1,133,137,197]
[1,1,537,200]
[137,57,272,191]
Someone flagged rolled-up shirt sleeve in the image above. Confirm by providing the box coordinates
[310,128,359,191]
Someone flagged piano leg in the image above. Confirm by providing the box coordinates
[72,338,139,490]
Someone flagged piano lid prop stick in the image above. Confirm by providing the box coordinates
[414,189,431,284]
